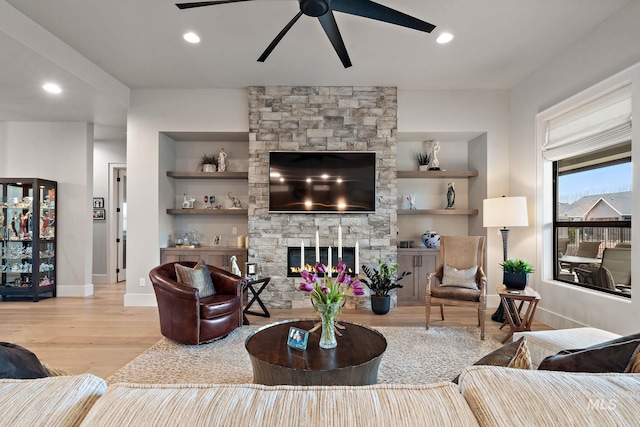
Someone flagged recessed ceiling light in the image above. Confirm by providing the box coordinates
[42,83,62,94]
[183,32,200,44]
[436,32,454,44]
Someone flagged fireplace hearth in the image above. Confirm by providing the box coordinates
[287,247,356,277]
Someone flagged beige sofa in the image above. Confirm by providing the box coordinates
[2,329,639,427]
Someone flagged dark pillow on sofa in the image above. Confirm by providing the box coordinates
[0,342,49,379]
[538,332,640,373]
[452,337,531,383]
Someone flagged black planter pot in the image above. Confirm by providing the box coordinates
[370,295,391,315]
[504,272,529,290]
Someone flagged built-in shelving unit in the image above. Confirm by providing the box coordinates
[397,170,478,179]
[167,171,248,179]
[166,208,248,215]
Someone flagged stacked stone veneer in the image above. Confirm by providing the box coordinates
[247,86,398,309]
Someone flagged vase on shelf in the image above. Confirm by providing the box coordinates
[316,301,340,349]
[422,231,441,248]
[202,164,216,172]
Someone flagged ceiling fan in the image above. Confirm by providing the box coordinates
[176,0,435,68]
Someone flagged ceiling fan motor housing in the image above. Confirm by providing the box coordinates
[300,0,330,17]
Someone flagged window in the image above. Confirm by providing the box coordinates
[553,143,631,296]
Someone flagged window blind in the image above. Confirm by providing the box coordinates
[542,83,632,161]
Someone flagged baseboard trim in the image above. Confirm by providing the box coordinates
[57,284,94,297]
[124,292,157,307]
[92,274,108,284]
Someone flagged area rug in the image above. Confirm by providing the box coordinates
[108,326,502,385]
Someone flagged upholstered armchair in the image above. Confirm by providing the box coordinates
[426,236,487,340]
[149,261,246,345]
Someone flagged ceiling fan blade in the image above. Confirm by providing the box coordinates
[318,11,352,68]
[331,0,435,33]
[258,11,304,63]
[176,0,256,10]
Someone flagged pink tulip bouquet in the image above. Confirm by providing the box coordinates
[299,262,364,305]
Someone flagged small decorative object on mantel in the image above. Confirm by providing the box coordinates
[182,194,195,209]
[446,182,456,209]
[422,231,440,248]
[228,192,242,209]
[218,148,227,172]
[500,258,534,290]
[429,140,441,171]
[416,151,432,171]
[197,153,218,172]
[298,262,364,349]
[407,194,417,210]
[360,258,411,315]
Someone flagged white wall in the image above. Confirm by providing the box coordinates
[509,0,640,334]
[398,90,510,306]
[125,89,249,305]
[4,121,94,296]
[92,139,126,282]
[125,88,510,307]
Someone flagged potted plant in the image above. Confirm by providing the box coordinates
[416,152,432,171]
[500,258,534,290]
[360,258,411,314]
[197,154,218,172]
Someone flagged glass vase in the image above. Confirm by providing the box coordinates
[316,302,340,349]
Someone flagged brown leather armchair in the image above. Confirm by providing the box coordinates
[149,261,246,345]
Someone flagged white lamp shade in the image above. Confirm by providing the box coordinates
[483,196,529,228]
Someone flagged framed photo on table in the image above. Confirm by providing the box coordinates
[245,262,257,278]
[287,326,309,350]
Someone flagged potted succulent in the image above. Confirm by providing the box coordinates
[197,154,218,172]
[360,258,411,315]
[416,152,432,171]
[500,258,534,290]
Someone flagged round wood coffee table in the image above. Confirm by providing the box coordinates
[245,319,387,386]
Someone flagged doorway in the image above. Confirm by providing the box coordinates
[116,168,127,282]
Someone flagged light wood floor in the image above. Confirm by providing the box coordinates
[1,283,551,379]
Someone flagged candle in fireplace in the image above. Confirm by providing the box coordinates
[300,240,304,271]
[315,231,320,262]
[328,246,332,278]
[355,241,359,274]
[338,225,342,259]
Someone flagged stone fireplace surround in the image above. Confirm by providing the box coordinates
[248,86,398,310]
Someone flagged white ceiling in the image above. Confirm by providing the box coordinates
[0,0,634,137]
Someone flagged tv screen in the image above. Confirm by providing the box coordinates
[269,151,376,213]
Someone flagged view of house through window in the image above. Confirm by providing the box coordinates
[554,143,632,297]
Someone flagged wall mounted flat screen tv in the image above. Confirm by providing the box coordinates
[269,151,376,213]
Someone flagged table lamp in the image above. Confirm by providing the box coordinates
[483,196,529,261]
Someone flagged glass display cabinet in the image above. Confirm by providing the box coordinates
[0,178,57,302]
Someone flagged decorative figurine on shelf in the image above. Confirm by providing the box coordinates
[20,211,30,237]
[228,192,242,209]
[230,255,242,277]
[407,194,417,210]
[429,140,441,171]
[446,182,456,209]
[218,148,227,172]
[10,213,19,239]
[182,194,195,209]
[0,211,4,238]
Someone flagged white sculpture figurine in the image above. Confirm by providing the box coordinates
[230,255,242,277]
[218,148,227,172]
[430,140,441,170]
[407,194,417,210]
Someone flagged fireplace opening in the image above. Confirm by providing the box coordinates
[287,247,356,277]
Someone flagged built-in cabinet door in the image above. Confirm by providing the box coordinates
[397,249,439,305]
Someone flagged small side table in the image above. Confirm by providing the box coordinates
[497,284,541,343]
[242,277,271,325]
